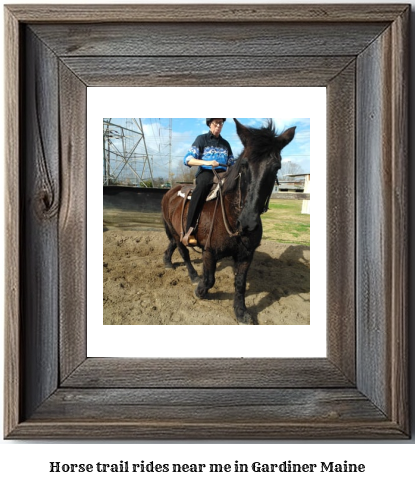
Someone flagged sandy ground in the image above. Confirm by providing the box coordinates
[103,229,310,325]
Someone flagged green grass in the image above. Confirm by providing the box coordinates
[261,200,310,246]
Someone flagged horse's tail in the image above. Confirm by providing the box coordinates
[161,188,176,239]
[163,217,174,240]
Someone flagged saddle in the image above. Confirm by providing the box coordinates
[177,172,227,247]
[177,172,227,203]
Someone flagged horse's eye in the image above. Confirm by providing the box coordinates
[272,155,280,167]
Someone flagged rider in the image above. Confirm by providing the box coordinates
[181,118,235,246]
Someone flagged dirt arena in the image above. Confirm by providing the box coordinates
[103,229,310,325]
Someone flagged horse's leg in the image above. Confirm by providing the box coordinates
[233,256,257,325]
[177,242,200,284]
[162,219,177,269]
[163,238,177,269]
[195,250,217,299]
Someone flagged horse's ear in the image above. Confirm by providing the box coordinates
[277,126,296,148]
[234,118,251,147]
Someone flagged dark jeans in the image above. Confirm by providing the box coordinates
[186,169,216,232]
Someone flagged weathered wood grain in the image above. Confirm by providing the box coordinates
[6,4,409,23]
[326,62,356,383]
[7,421,406,441]
[357,30,388,416]
[62,358,352,388]
[32,388,386,422]
[4,5,21,439]
[389,5,409,436]
[58,63,87,382]
[31,22,388,57]
[356,9,408,427]
[21,28,60,420]
[61,56,354,87]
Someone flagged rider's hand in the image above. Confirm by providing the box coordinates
[211,160,220,167]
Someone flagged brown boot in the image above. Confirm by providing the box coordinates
[181,227,197,246]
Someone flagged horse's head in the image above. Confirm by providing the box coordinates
[233,118,296,234]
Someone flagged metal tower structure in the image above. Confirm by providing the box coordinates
[168,118,173,186]
[103,118,154,187]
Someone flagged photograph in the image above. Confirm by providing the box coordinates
[103,117,311,326]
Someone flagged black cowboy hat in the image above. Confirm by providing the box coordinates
[206,118,226,126]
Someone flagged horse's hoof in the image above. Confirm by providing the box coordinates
[194,288,206,300]
[191,275,200,285]
[164,263,174,269]
[237,312,257,325]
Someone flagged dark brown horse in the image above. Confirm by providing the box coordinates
[161,118,296,324]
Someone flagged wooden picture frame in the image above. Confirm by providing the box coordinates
[4,4,409,439]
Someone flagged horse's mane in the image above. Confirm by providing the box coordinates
[223,119,277,194]
[222,154,245,194]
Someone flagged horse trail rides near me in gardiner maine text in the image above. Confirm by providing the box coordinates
[49,460,365,473]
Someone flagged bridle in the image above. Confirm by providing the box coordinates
[207,156,279,246]
[262,171,279,214]
[209,168,240,243]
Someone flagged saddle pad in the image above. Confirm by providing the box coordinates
[177,178,226,202]
[178,190,192,200]
[206,184,221,201]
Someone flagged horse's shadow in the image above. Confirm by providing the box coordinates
[170,245,309,323]
[171,254,204,268]
[210,245,310,322]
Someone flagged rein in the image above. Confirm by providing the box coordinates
[262,181,276,214]
[211,167,240,239]
[262,159,279,214]
[206,159,277,248]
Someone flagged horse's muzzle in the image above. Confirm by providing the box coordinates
[237,216,259,234]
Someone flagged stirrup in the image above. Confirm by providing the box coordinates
[181,227,197,246]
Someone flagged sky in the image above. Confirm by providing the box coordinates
[104,118,310,183]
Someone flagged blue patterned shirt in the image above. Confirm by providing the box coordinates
[184,131,235,172]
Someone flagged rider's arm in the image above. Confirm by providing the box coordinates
[186,158,219,168]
